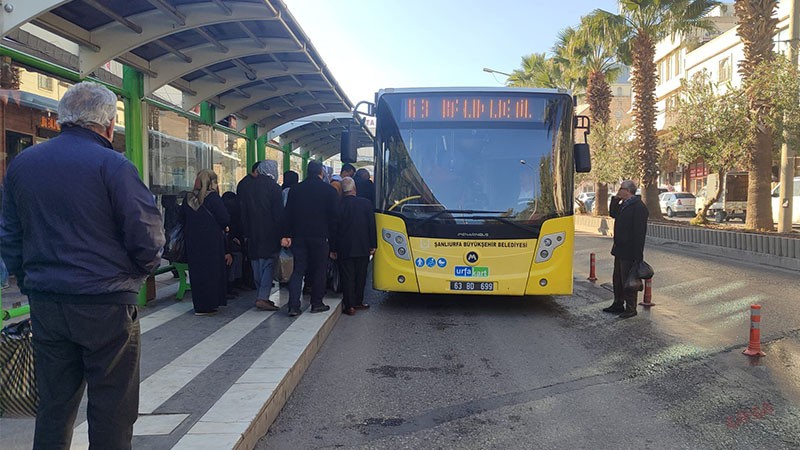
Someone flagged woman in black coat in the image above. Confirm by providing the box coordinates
[181,170,230,315]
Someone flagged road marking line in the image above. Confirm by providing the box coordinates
[172,299,341,450]
[140,301,194,334]
[138,309,274,414]
[681,281,749,305]
[655,277,715,293]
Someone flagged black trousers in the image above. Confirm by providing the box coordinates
[612,257,638,309]
[288,237,329,310]
[29,295,140,450]
[339,256,369,309]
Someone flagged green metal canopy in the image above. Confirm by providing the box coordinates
[0,0,368,152]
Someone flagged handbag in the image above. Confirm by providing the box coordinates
[624,267,643,292]
[274,248,294,283]
[163,222,186,263]
[0,319,38,417]
[636,260,654,280]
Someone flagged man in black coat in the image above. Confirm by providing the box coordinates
[283,161,339,316]
[604,180,649,318]
[239,160,284,311]
[354,168,375,204]
[332,177,377,315]
[236,161,261,290]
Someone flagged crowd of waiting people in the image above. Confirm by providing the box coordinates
[173,161,377,317]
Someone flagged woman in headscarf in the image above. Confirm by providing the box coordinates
[181,169,230,315]
[282,170,299,206]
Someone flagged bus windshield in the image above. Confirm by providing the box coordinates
[376,91,574,232]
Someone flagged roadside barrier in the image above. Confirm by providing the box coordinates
[743,304,766,357]
[639,278,655,307]
[588,253,597,282]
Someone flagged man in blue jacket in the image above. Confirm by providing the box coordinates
[604,180,649,318]
[1,82,165,449]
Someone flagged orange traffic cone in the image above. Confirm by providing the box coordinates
[743,304,766,357]
[639,278,655,306]
[588,253,597,282]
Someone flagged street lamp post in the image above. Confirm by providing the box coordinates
[482,67,512,77]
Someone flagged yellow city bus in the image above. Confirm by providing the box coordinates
[362,87,590,296]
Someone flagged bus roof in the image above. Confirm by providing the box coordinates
[375,86,573,100]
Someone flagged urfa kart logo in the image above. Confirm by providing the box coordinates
[457,232,489,237]
[454,266,489,277]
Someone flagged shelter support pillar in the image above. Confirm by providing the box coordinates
[246,124,257,169]
[257,134,266,162]
[302,151,309,179]
[122,65,147,307]
[283,143,292,173]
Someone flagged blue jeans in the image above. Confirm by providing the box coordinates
[251,257,276,300]
[0,258,8,286]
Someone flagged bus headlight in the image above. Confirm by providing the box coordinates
[535,232,565,263]
[382,228,411,260]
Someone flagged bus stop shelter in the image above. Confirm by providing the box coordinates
[0,0,371,182]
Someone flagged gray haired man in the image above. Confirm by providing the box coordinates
[604,180,649,318]
[1,82,165,449]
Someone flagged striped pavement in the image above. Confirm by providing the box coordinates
[0,273,341,450]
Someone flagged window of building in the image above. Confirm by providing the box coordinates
[616,87,622,96]
[665,57,672,81]
[673,53,681,77]
[37,74,53,91]
[718,57,732,83]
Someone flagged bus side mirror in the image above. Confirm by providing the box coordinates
[574,143,591,173]
[341,129,357,163]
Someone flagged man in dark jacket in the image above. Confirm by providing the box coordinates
[0,82,165,449]
[283,161,339,316]
[354,168,376,204]
[239,160,284,311]
[332,177,377,315]
[235,161,261,290]
[604,180,649,318]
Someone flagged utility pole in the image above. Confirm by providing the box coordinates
[778,0,800,232]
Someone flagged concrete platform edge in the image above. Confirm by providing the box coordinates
[234,304,342,450]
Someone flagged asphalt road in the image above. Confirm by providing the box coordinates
[258,232,800,450]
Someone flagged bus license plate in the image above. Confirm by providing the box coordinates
[450,281,495,291]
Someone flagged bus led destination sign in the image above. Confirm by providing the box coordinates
[403,95,543,122]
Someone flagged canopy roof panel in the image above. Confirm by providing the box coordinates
[278,114,373,161]
[1,0,358,137]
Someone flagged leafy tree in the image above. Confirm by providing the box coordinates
[668,71,749,223]
[589,0,720,220]
[569,14,625,215]
[735,0,779,231]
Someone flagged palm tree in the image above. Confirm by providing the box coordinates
[590,1,719,219]
[506,53,581,92]
[734,0,778,231]
[569,16,625,216]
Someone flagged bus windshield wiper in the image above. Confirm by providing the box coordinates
[416,209,506,227]
[467,215,539,233]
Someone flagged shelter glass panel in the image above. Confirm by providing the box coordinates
[147,105,212,195]
[0,62,126,179]
[209,129,246,194]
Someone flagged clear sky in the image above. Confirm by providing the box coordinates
[281,0,620,105]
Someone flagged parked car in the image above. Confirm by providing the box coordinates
[659,192,696,217]
[577,192,595,203]
[771,176,800,225]
[575,192,595,213]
